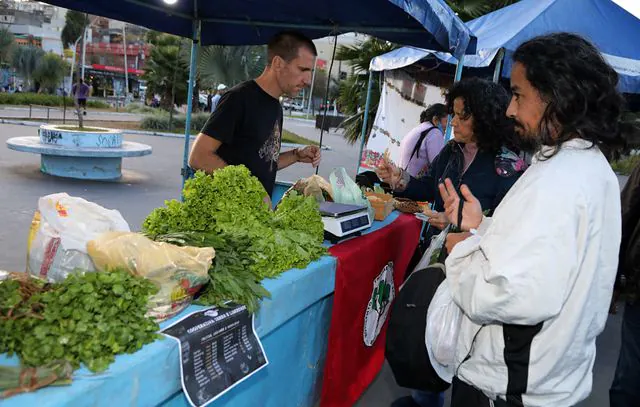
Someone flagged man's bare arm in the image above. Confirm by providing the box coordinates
[188,134,228,174]
[278,148,299,170]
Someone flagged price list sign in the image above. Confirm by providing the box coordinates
[162,304,268,407]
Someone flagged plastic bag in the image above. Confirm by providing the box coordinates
[27,193,130,282]
[284,175,334,203]
[425,280,462,382]
[87,231,214,321]
[413,225,451,273]
[329,167,375,222]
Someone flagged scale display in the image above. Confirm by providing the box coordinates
[340,215,370,233]
[319,202,372,243]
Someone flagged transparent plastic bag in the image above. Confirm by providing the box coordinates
[413,225,451,273]
[425,280,462,382]
[87,231,214,321]
[329,167,375,221]
[27,193,130,282]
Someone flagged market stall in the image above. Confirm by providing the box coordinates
[0,188,420,407]
[1,1,476,405]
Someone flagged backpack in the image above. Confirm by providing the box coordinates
[385,264,451,392]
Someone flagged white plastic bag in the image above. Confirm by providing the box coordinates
[329,167,375,221]
[425,280,462,382]
[27,193,130,282]
[413,225,451,273]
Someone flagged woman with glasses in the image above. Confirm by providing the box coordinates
[379,77,525,240]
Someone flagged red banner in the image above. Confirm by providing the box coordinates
[321,214,422,407]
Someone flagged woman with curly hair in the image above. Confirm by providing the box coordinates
[378,77,525,407]
[379,77,525,239]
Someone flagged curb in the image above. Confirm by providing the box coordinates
[0,118,332,151]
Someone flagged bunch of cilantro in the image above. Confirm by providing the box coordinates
[143,166,326,309]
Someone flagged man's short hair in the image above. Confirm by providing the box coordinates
[267,31,317,65]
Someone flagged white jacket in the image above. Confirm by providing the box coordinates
[445,139,621,406]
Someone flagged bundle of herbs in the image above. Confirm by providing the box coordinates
[143,166,326,311]
[0,269,160,374]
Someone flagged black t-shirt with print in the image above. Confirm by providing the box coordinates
[200,80,282,196]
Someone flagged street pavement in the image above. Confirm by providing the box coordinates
[0,120,626,406]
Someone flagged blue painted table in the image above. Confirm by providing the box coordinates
[0,183,402,407]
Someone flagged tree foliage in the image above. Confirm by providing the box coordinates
[142,34,189,110]
[446,0,520,21]
[198,45,266,89]
[12,46,45,89]
[0,27,15,65]
[33,53,69,93]
[334,38,396,144]
[61,11,88,49]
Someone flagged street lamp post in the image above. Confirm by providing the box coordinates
[123,23,129,100]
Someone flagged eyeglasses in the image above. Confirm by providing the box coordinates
[452,111,471,122]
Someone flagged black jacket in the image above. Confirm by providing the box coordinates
[396,141,523,215]
[618,163,640,303]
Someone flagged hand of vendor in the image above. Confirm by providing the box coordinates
[424,208,449,230]
[296,145,321,168]
[375,158,402,189]
[438,178,483,231]
[445,232,472,253]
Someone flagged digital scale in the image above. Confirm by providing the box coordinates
[319,202,372,244]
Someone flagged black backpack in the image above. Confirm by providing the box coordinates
[385,264,451,392]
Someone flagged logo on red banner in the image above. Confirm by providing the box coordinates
[363,261,395,347]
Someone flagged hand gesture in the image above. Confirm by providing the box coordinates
[375,157,401,188]
[296,146,321,168]
[438,178,483,232]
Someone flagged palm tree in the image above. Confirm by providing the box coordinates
[197,45,266,88]
[12,46,45,90]
[33,53,69,93]
[446,0,521,21]
[335,38,397,144]
[143,36,189,111]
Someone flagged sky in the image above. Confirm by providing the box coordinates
[612,0,640,19]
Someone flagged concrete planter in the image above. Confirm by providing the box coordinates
[7,125,152,180]
[38,125,123,149]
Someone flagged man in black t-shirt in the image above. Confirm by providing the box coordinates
[189,31,321,197]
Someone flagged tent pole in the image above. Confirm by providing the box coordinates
[306,57,317,118]
[492,48,505,83]
[444,55,465,141]
[181,19,201,196]
[356,69,374,175]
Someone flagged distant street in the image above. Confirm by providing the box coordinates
[0,106,145,122]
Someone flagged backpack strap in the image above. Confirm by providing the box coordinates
[405,126,438,171]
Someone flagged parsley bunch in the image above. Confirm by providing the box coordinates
[0,270,160,373]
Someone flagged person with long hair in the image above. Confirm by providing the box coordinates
[378,77,525,407]
[439,33,626,406]
[378,77,525,239]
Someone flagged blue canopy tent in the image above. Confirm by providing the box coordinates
[39,0,477,189]
[374,0,640,93]
[357,0,640,169]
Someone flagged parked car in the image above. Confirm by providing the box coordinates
[282,100,304,111]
